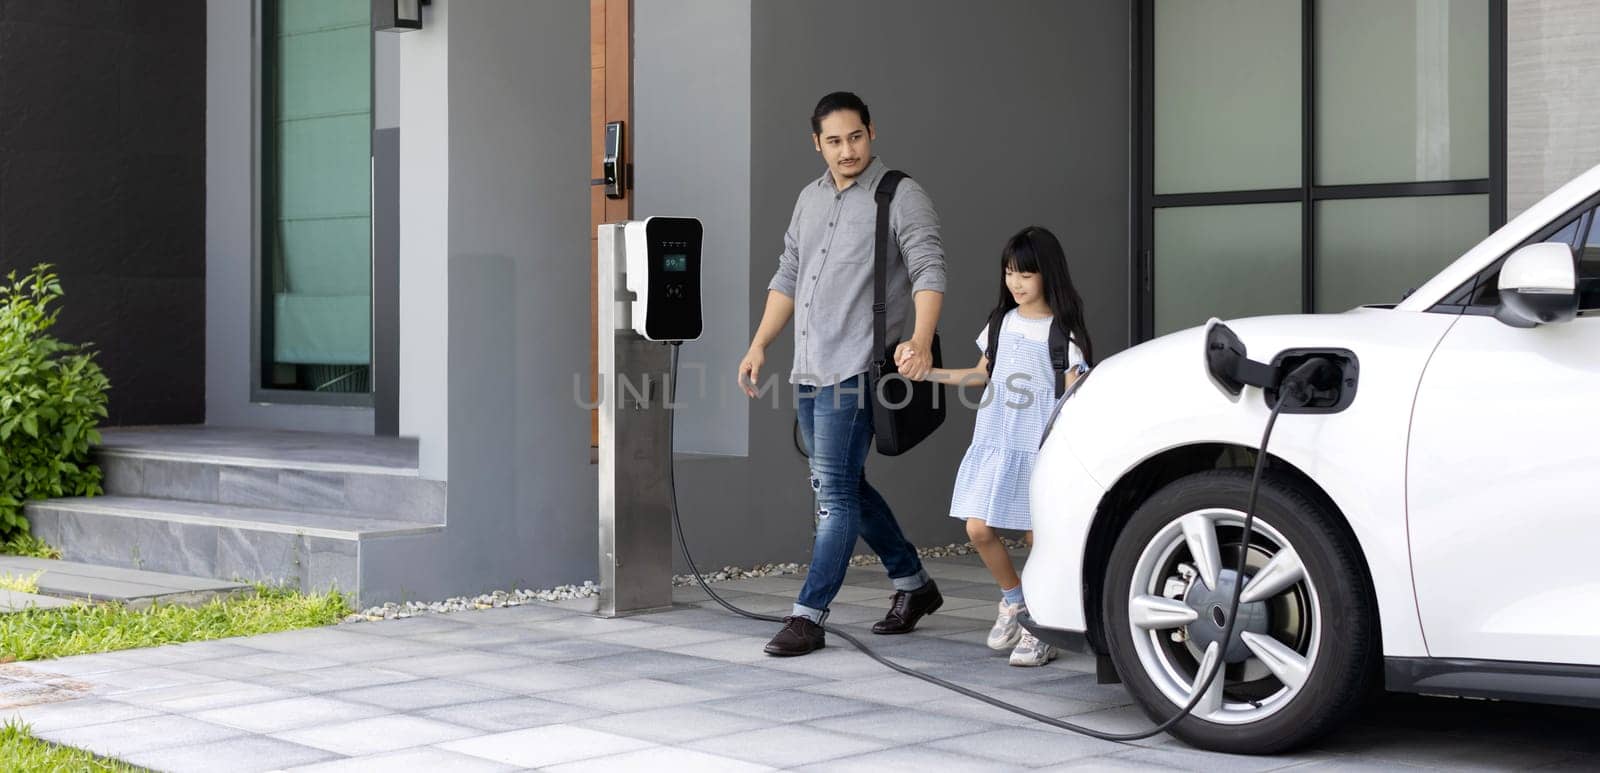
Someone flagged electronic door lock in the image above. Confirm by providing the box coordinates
[590,121,628,199]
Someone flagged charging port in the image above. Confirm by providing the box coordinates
[1264,349,1359,414]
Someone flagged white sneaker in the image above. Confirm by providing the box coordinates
[987,600,1025,651]
[1009,631,1058,667]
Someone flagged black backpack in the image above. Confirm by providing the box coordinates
[983,307,1075,400]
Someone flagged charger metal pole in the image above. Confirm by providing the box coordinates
[595,223,675,617]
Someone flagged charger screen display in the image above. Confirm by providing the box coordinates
[662,254,688,273]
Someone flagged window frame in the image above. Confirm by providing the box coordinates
[250,0,377,407]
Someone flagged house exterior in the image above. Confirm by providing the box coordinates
[5,0,1597,604]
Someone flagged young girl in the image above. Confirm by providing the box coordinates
[921,226,1093,666]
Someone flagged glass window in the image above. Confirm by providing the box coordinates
[1154,203,1302,336]
[1316,195,1487,312]
[1142,0,1495,338]
[1317,0,1489,186]
[1154,0,1302,194]
[261,0,372,394]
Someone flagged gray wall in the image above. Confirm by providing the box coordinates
[205,0,374,433]
[1508,0,1600,216]
[668,0,1133,570]
[372,0,597,595]
[634,0,752,457]
[0,0,205,426]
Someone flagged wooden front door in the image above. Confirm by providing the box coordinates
[591,0,631,446]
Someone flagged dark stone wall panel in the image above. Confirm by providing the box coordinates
[0,0,205,426]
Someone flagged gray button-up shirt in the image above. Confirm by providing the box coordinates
[768,158,946,387]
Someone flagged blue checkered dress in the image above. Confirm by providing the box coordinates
[949,310,1082,530]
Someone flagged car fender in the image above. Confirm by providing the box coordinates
[1024,308,1458,658]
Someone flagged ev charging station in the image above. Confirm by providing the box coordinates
[594,216,703,617]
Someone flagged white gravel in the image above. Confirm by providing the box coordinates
[344,538,1027,623]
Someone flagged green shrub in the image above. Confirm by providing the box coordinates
[0,265,109,540]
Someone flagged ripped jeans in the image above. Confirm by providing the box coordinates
[793,374,928,621]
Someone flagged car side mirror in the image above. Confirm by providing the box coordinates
[1495,242,1578,328]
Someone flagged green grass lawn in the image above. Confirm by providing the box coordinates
[1,585,350,663]
[1,718,149,772]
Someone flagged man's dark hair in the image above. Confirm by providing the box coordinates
[811,91,871,135]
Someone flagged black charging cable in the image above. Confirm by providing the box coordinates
[667,341,1329,743]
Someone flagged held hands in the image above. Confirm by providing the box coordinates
[737,345,765,398]
[894,339,934,382]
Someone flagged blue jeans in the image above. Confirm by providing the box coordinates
[794,374,929,621]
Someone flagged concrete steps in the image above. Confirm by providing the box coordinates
[21,427,449,602]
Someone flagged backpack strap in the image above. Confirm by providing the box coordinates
[1047,322,1072,399]
[872,171,909,368]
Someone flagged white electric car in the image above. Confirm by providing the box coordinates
[1021,163,1600,754]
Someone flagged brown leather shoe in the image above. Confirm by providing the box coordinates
[764,615,826,656]
[872,580,942,634]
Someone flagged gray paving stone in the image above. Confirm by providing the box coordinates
[565,648,728,678]
[230,651,347,672]
[1037,756,1186,772]
[524,615,658,637]
[0,589,77,611]
[119,734,340,773]
[701,689,882,724]
[191,695,391,734]
[925,726,1125,766]
[86,665,222,694]
[5,697,162,733]
[792,745,1024,773]
[590,623,743,649]
[410,624,556,649]
[803,673,977,708]
[437,723,654,768]
[184,656,302,681]
[655,663,825,694]
[246,664,419,693]
[576,704,775,744]
[453,602,576,625]
[106,679,301,712]
[18,650,162,677]
[1117,745,1329,771]
[40,713,244,758]
[1251,758,1432,772]
[660,635,779,665]
[497,637,647,662]
[850,633,1000,664]
[1008,670,1141,706]
[548,746,776,773]
[418,696,606,733]
[272,714,479,756]
[452,662,603,694]
[339,615,475,636]
[807,706,1004,745]
[153,640,269,662]
[687,724,893,767]
[330,677,516,711]
[364,650,534,678]
[281,747,520,772]
[229,626,392,655]
[539,677,725,713]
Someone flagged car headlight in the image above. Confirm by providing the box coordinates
[1039,366,1091,449]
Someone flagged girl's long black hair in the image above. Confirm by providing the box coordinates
[992,226,1094,366]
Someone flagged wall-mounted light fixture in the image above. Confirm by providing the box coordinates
[374,0,427,32]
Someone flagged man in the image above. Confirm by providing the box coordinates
[737,91,946,656]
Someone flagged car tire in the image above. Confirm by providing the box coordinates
[1101,468,1375,754]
